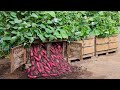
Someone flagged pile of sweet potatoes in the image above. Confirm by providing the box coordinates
[25,42,72,79]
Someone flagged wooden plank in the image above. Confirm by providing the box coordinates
[63,42,67,58]
[83,53,94,58]
[83,38,94,47]
[33,39,67,44]
[108,48,118,52]
[109,35,119,43]
[96,50,108,57]
[10,45,26,73]
[83,46,94,55]
[96,44,109,51]
[68,57,80,61]
[47,43,52,57]
[70,40,83,45]
[96,37,109,44]
[109,42,118,49]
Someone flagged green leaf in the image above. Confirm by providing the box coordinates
[47,20,53,24]
[10,12,17,18]
[10,36,17,44]
[49,35,55,41]
[54,31,62,39]
[60,30,68,39]
[75,32,80,35]
[48,11,56,17]
[29,37,34,43]
[2,37,11,41]
[38,34,45,42]
[40,24,46,29]
[99,11,104,15]
[94,30,100,36]
[31,13,38,18]
[26,32,32,37]
[14,18,22,23]
[32,23,37,27]
[45,34,50,38]
[13,26,18,29]
[26,23,31,28]
[45,28,53,33]
[11,31,17,34]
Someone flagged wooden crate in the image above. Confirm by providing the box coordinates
[68,37,95,61]
[26,40,68,68]
[95,35,119,56]
[32,40,67,58]
[67,41,82,63]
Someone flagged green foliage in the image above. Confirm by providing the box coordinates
[0,11,120,58]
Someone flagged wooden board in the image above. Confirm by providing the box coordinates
[83,46,94,55]
[96,48,118,57]
[83,53,94,58]
[109,42,118,49]
[96,37,109,44]
[109,35,118,43]
[10,45,26,73]
[71,40,83,46]
[83,38,94,47]
[96,44,109,51]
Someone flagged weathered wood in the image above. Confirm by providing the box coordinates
[95,36,119,57]
[83,46,94,55]
[108,48,118,52]
[96,44,109,51]
[96,37,109,44]
[33,39,67,44]
[10,45,26,73]
[96,48,118,57]
[109,42,118,49]
[83,53,94,58]
[83,38,94,47]
[46,43,52,57]
[67,42,82,62]
[96,50,108,57]
[109,35,118,43]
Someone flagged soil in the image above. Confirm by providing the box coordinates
[0,35,120,79]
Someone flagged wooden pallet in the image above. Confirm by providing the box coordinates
[96,48,118,57]
[82,53,95,60]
